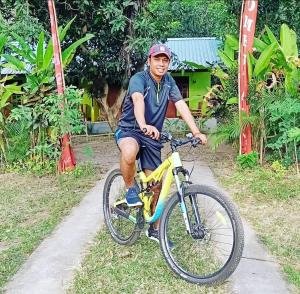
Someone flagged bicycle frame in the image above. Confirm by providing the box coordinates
[114,150,192,232]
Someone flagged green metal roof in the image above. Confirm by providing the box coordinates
[165,37,221,70]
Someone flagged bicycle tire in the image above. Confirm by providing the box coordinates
[159,184,244,285]
[103,168,142,246]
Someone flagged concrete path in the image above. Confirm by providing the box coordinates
[186,162,293,294]
[5,180,105,294]
[5,162,293,293]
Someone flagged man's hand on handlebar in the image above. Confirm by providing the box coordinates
[141,124,160,140]
[193,132,207,145]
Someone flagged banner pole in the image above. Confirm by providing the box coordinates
[48,0,76,171]
[238,0,258,154]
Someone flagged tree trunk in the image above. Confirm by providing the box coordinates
[96,82,127,132]
[96,1,149,132]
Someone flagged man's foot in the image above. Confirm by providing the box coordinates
[125,187,142,207]
[146,227,174,249]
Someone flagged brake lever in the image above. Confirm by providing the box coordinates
[191,137,201,147]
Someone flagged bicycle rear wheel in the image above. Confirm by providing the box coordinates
[159,184,244,285]
[103,168,143,246]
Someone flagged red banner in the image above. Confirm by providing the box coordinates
[238,0,258,154]
[48,0,76,171]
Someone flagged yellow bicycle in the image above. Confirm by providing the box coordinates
[103,132,244,285]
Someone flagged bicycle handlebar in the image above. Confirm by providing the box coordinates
[142,128,201,150]
[160,131,201,150]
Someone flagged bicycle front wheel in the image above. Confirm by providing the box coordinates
[159,184,244,285]
[103,168,142,246]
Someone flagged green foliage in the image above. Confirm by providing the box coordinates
[1,19,94,106]
[5,87,84,170]
[5,119,31,163]
[0,70,23,162]
[266,95,300,150]
[211,24,300,171]
[236,152,259,169]
[288,127,300,142]
[209,112,258,150]
[163,117,205,135]
[271,160,287,178]
[148,0,237,39]
[163,118,189,134]
[0,1,45,42]
[284,266,300,289]
[224,0,300,47]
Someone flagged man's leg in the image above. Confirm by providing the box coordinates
[118,137,142,206]
[118,137,139,188]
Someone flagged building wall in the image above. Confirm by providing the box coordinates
[82,91,100,122]
[172,71,211,110]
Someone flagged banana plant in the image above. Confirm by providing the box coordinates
[249,24,300,95]
[217,34,239,69]
[0,76,23,161]
[1,17,94,105]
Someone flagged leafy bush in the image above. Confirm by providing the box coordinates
[5,87,84,170]
[236,151,259,168]
[271,160,287,178]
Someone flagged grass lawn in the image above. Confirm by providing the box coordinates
[68,229,229,294]
[0,164,103,291]
[210,156,300,292]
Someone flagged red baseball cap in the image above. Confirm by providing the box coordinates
[148,44,171,59]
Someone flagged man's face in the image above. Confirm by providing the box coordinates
[148,54,170,79]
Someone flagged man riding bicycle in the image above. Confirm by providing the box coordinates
[115,43,207,242]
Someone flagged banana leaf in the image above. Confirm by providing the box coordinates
[226,97,238,105]
[275,49,290,71]
[36,32,45,70]
[10,32,36,62]
[224,43,234,62]
[0,75,14,83]
[8,43,36,63]
[217,49,236,69]
[5,83,23,94]
[247,53,255,81]
[42,40,53,71]
[280,24,298,58]
[0,91,12,107]
[213,66,228,87]
[59,16,76,42]
[285,66,299,95]
[62,34,94,67]
[0,34,7,54]
[1,54,26,71]
[253,42,277,78]
[253,37,268,52]
[225,34,239,50]
[265,25,279,47]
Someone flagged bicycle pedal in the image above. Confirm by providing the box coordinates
[114,199,127,207]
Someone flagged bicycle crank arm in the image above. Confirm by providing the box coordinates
[113,207,130,219]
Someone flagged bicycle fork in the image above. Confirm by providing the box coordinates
[174,168,202,235]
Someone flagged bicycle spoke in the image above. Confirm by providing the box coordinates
[103,169,142,245]
[160,186,243,283]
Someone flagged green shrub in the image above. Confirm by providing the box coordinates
[236,151,259,168]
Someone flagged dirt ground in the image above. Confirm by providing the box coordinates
[72,134,236,174]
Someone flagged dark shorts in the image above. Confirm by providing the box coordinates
[115,128,162,171]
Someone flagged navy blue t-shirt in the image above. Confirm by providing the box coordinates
[118,69,182,132]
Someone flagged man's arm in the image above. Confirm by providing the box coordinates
[175,100,207,144]
[131,92,160,140]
